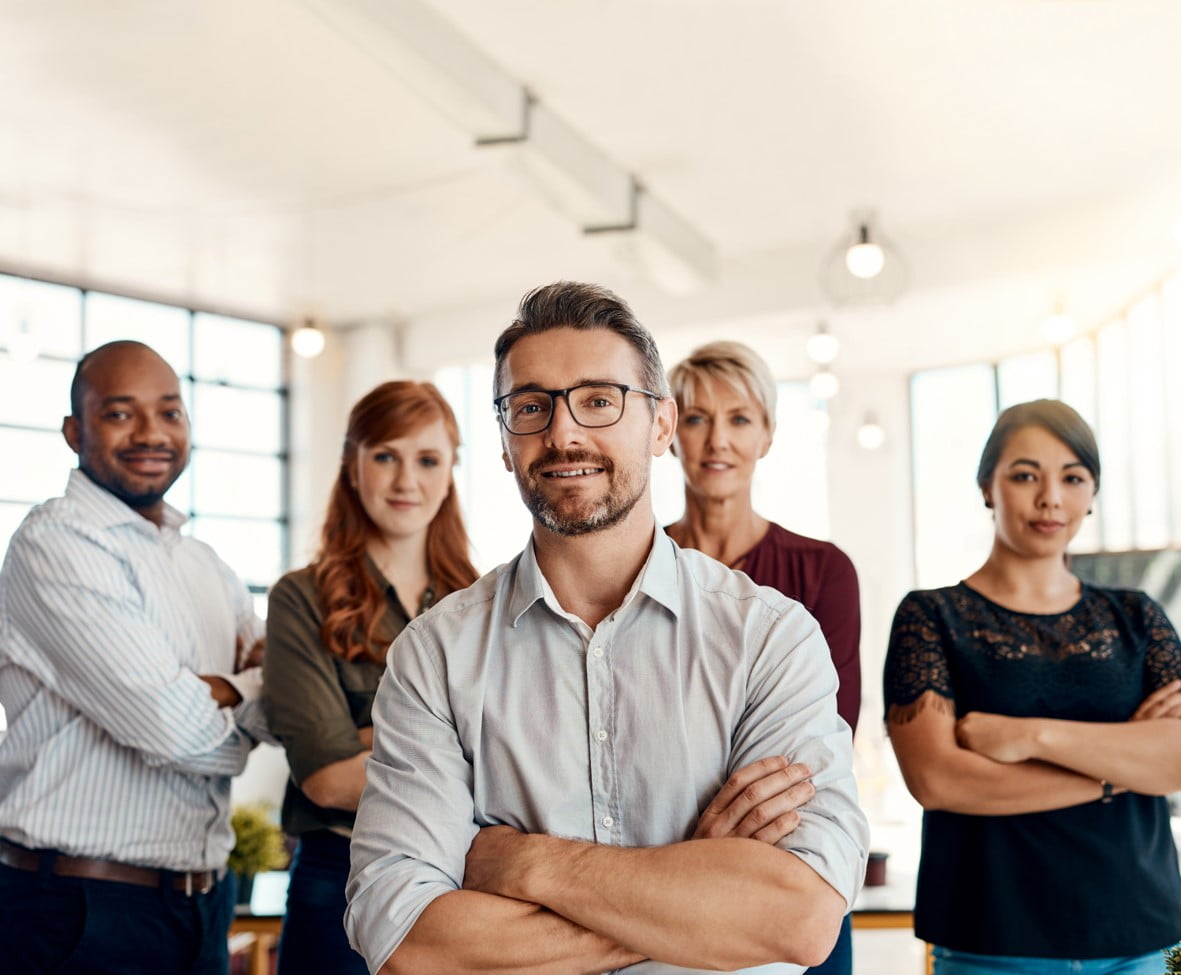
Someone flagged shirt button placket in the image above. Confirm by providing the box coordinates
[586,636,617,843]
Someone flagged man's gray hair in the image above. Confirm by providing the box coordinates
[492,281,670,402]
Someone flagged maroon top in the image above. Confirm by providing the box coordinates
[739,523,862,734]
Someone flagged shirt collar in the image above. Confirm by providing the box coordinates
[66,468,187,537]
[362,553,432,619]
[507,525,682,627]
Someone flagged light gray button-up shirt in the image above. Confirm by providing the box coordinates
[346,528,868,975]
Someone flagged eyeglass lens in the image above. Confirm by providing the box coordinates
[501,384,626,433]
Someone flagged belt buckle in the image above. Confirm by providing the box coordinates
[183,871,213,897]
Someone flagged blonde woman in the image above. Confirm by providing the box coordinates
[666,340,862,975]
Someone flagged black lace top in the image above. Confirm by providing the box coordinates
[884,583,1181,957]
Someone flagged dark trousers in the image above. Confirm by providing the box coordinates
[806,913,853,975]
[277,830,367,975]
[0,859,235,975]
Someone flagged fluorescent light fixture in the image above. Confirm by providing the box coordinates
[507,101,635,229]
[628,190,715,294]
[301,0,715,294]
[295,0,526,141]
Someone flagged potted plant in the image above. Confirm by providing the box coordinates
[228,803,290,906]
[1165,943,1181,974]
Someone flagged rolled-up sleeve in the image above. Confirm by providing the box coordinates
[4,521,254,777]
[344,620,479,972]
[733,600,869,907]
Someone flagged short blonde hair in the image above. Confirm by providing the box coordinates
[667,340,777,435]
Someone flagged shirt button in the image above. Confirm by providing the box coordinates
[602,816,614,828]
[592,647,604,658]
[596,729,608,741]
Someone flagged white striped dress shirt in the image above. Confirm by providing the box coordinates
[0,469,267,871]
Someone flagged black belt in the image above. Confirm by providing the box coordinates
[0,838,223,896]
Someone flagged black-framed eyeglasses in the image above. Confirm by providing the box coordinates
[493,382,661,436]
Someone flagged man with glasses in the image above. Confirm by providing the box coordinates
[345,282,868,974]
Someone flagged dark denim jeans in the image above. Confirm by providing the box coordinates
[0,859,234,975]
[277,831,367,975]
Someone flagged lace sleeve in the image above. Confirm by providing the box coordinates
[883,591,955,718]
[1139,594,1181,691]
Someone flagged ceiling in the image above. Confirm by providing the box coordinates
[2,0,1181,377]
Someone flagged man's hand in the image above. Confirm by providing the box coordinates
[199,674,242,709]
[1132,679,1181,720]
[693,756,814,844]
[955,711,1035,763]
[236,634,265,672]
[358,726,374,749]
[463,825,529,900]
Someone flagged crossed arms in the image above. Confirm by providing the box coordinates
[381,759,843,975]
[5,521,262,775]
[346,618,867,972]
[887,680,1181,816]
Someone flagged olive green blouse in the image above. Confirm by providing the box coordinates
[262,560,416,837]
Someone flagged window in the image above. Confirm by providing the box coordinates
[0,274,287,606]
[910,363,998,589]
[911,271,1181,586]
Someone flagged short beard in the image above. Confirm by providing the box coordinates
[517,449,647,537]
[80,461,174,513]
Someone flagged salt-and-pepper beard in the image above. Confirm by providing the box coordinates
[516,448,648,537]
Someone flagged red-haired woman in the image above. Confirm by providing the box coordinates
[263,381,479,975]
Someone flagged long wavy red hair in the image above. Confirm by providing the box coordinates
[312,380,479,663]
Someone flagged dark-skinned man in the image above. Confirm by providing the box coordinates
[0,340,269,974]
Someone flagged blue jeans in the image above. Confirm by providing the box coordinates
[277,831,367,975]
[805,913,852,975]
[932,946,1169,975]
[0,858,234,975]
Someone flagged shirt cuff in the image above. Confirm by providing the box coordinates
[222,666,263,703]
[231,697,278,746]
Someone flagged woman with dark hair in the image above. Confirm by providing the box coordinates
[263,381,478,975]
[885,398,1181,975]
[666,340,862,975]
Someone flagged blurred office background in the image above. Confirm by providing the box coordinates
[3,3,1181,968]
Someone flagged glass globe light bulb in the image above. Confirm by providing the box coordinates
[856,419,886,450]
[809,370,840,400]
[845,241,885,279]
[1042,312,1077,345]
[806,329,840,365]
[291,322,326,359]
